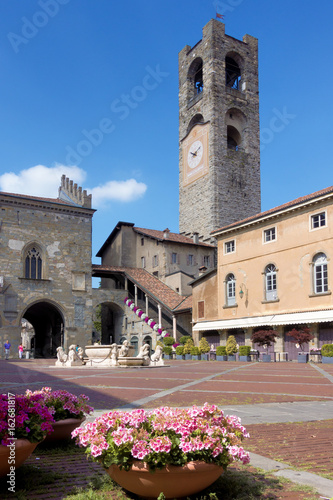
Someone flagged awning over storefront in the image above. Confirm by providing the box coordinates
[193,309,333,332]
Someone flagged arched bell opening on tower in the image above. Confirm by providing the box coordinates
[187,113,204,135]
[227,125,241,151]
[187,57,203,100]
[225,55,241,90]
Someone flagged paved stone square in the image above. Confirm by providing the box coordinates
[1,358,333,498]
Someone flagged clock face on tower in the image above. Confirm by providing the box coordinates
[182,122,209,186]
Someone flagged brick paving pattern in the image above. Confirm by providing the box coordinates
[1,359,333,498]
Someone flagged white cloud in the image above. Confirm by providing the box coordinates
[0,164,85,198]
[0,164,147,207]
[91,179,147,206]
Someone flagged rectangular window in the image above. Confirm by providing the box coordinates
[141,256,145,268]
[264,227,276,243]
[153,255,159,267]
[141,237,144,246]
[188,254,194,266]
[315,264,328,293]
[311,212,326,229]
[224,240,235,254]
[198,301,205,318]
[203,255,210,267]
[171,252,177,264]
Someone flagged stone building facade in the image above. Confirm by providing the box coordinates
[0,176,95,358]
[191,186,333,360]
[179,19,261,243]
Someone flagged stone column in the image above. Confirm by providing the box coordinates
[173,315,177,339]
[145,294,149,315]
[134,285,138,306]
[125,277,128,292]
[245,328,253,346]
[158,304,162,328]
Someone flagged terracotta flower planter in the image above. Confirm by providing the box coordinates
[107,460,223,499]
[45,418,85,442]
[0,439,39,477]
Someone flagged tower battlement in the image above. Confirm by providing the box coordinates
[58,175,92,208]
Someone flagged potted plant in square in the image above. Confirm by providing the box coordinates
[321,344,333,364]
[0,393,54,477]
[190,346,201,360]
[72,403,250,499]
[226,335,238,361]
[199,337,210,360]
[216,346,227,361]
[183,338,194,360]
[163,345,173,359]
[251,329,279,362]
[175,345,184,360]
[239,345,251,362]
[287,327,314,363]
[26,387,94,442]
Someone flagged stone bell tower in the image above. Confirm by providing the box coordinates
[179,19,261,243]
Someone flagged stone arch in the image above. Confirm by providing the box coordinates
[225,107,247,151]
[95,301,124,345]
[21,299,65,358]
[187,57,203,99]
[187,114,205,135]
[225,51,244,90]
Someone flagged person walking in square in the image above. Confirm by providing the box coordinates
[18,343,24,359]
[4,340,11,360]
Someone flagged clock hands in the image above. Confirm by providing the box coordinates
[190,146,201,157]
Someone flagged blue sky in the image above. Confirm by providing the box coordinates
[1,0,332,261]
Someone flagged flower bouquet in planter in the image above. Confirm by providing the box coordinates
[0,393,54,477]
[72,403,250,499]
[26,387,94,442]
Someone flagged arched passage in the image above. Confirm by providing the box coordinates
[98,302,124,345]
[22,301,64,358]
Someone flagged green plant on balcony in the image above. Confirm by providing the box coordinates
[163,337,175,346]
[179,335,191,345]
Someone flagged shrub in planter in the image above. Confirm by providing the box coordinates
[163,345,173,356]
[321,344,333,363]
[190,346,201,359]
[239,345,251,361]
[175,346,184,359]
[226,335,238,358]
[179,335,191,345]
[216,346,227,361]
[199,337,210,354]
[183,338,194,355]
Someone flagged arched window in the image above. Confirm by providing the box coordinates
[25,246,42,279]
[226,273,236,306]
[313,253,328,294]
[226,56,241,90]
[265,264,277,301]
[188,58,203,100]
[227,125,241,150]
[187,114,204,135]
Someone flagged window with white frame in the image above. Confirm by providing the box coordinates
[187,254,194,266]
[265,264,277,300]
[171,252,177,264]
[311,212,326,230]
[313,253,328,294]
[224,240,235,254]
[141,256,145,268]
[226,273,236,306]
[263,227,276,243]
[153,255,159,267]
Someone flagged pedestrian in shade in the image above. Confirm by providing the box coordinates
[4,340,11,360]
